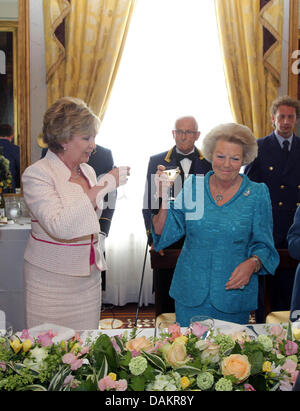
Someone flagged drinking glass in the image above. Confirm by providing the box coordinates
[5,198,21,223]
[189,315,214,339]
[155,320,180,338]
[162,167,181,200]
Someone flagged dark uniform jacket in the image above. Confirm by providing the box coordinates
[142,145,212,245]
[244,132,300,248]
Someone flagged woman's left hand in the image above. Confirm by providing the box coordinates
[225,258,257,290]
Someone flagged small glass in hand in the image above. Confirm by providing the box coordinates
[162,167,181,201]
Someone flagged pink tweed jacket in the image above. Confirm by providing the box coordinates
[22,150,106,276]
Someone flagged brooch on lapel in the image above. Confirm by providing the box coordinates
[243,189,251,197]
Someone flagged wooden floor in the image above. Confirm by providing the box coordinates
[100,303,156,329]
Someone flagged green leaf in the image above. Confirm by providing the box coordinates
[248,374,267,391]
[74,379,98,391]
[48,366,72,391]
[93,334,119,372]
[142,351,166,372]
[287,322,293,341]
[120,351,132,367]
[97,355,108,380]
[130,375,146,391]
[248,351,264,375]
[175,365,202,376]
[17,384,47,391]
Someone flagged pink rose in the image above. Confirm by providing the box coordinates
[0,362,6,372]
[79,346,90,355]
[192,322,209,338]
[37,331,56,346]
[70,358,83,371]
[63,375,78,389]
[62,352,83,370]
[285,340,298,356]
[282,358,297,374]
[62,353,76,365]
[20,329,34,343]
[269,325,285,338]
[168,323,182,341]
[115,379,128,391]
[98,376,116,391]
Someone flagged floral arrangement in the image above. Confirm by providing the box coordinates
[0,322,299,391]
[0,147,12,191]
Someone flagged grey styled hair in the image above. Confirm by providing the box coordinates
[201,123,258,166]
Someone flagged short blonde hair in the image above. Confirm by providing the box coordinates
[201,123,258,166]
[42,97,101,153]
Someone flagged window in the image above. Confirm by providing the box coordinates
[98,0,233,306]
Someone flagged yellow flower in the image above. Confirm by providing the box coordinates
[221,354,251,383]
[262,361,272,373]
[10,339,22,354]
[108,372,117,381]
[174,335,188,344]
[70,342,81,354]
[181,376,190,389]
[22,339,33,352]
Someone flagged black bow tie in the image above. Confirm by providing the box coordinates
[177,152,195,162]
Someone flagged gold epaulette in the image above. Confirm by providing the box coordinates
[164,148,174,163]
[100,217,111,221]
[197,148,205,160]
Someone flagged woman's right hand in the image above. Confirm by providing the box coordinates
[88,166,130,208]
[154,165,170,199]
[98,166,130,192]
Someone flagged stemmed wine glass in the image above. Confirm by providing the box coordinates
[162,167,181,201]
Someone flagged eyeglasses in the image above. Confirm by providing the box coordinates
[174,129,198,137]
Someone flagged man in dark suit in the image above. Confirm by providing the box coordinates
[142,116,212,316]
[0,124,20,193]
[244,96,300,321]
[41,144,116,290]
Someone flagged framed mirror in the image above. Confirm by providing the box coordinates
[289,0,299,135]
[0,0,30,190]
[289,0,299,99]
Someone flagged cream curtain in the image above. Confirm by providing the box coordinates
[43,0,136,119]
[214,0,283,138]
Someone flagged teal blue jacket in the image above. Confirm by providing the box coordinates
[153,171,279,313]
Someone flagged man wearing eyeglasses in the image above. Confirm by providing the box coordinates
[142,116,211,317]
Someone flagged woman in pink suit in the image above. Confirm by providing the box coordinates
[22,97,130,329]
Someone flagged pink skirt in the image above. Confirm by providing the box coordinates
[24,261,101,330]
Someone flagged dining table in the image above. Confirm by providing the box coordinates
[0,219,31,331]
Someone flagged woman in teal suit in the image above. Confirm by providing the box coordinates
[152,123,279,326]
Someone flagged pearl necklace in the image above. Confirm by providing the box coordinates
[70,166,81,179]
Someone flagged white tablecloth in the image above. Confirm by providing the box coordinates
[0,221,31,331]
[79,320,270,344]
